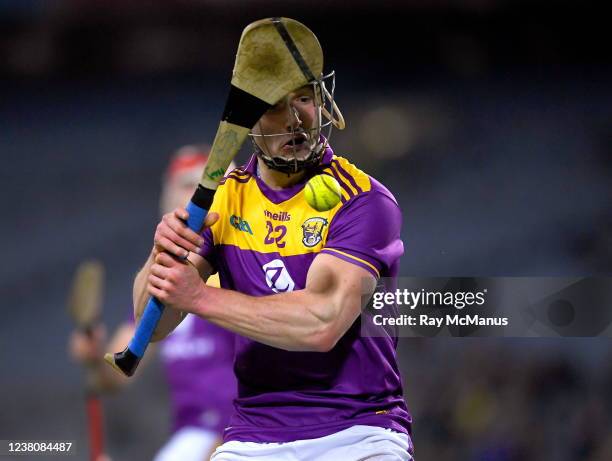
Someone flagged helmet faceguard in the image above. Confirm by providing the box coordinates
[249,70,345,174]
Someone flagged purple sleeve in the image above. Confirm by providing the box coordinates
[321,190,404,278]
[198,227,217,273]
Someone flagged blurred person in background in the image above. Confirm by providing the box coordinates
[69,145,237,461]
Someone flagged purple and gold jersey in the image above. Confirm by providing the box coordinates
[159,274,236,435]
[199,145,411,443]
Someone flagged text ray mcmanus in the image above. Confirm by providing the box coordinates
[371,313,509,327]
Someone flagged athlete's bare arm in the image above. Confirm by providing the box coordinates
[148,251,377,352]
[133,208,216,341]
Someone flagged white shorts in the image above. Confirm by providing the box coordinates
[210,425,413,461]
[153,427,219,461]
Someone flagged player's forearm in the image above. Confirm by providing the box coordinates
[195,286,357,352]
[133,249,156,322]
[133,249,183,341]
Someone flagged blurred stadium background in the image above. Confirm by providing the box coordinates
[1,1,611,460]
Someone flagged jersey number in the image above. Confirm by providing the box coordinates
[264,221,287,248]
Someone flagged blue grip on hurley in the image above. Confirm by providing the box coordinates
[128,200,209,358]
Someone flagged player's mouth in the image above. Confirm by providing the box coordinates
[281,132,309,152]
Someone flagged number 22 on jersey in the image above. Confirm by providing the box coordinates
[264,221,287,248]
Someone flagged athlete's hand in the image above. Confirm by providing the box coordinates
[153,208,219,259]
[147,251,207,313]
[68,325,107,365]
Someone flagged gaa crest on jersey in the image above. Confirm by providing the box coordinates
[301,217,328,248]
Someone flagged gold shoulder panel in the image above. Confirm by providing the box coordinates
[320,155,371,201]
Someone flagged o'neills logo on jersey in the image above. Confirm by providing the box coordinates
[229,215,253,235]
[301,217,328,247]
[264,210,291,222]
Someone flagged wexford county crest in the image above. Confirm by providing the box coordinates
[301,217,328,248]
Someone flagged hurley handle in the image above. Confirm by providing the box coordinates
[104,194,211,376]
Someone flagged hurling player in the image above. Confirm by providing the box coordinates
[135,22,413,461]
